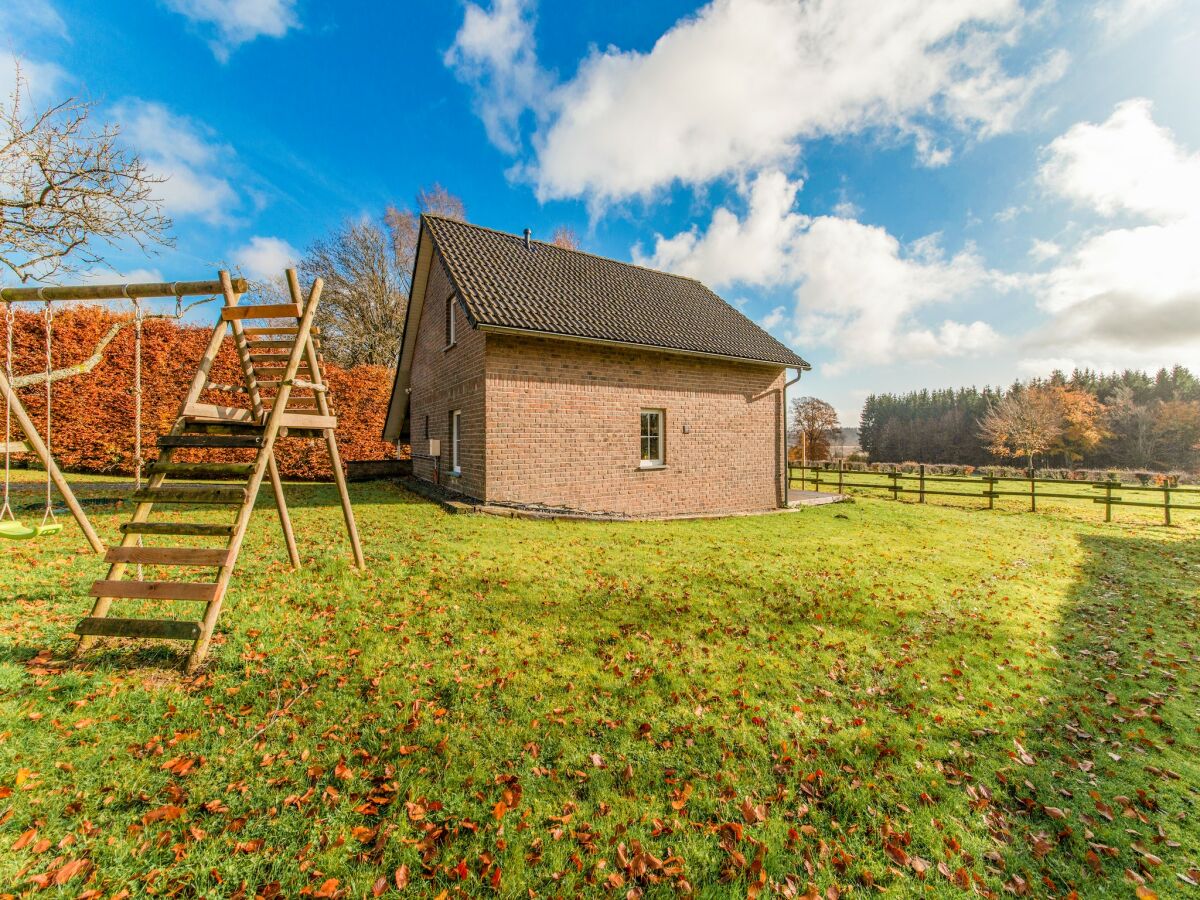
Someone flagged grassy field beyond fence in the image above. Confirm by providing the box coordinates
[792,463,1200,525]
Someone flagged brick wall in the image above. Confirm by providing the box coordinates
[483,333,785,517]
[407,255,486,497]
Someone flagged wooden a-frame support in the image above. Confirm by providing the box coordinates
[69,270,364,671]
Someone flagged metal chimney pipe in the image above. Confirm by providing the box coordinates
[523,228,531,249]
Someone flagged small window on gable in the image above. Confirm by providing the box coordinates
[445,294,457,347]
[640,409,664,468]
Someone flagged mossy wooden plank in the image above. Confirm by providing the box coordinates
[90,580,220,601]
[75,617,201,640]
[120,522,237,537]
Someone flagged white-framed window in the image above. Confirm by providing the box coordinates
[640,409,664,468]
[445,294,457,347]
[450,409,462,475]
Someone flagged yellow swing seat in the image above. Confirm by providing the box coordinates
[0,520,63,540]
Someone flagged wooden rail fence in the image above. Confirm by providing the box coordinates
[789,463,1200,525]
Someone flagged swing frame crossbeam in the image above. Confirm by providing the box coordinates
[0,277,248,552]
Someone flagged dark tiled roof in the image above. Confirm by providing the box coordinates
[423,215,809,369]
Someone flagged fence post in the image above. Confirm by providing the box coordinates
[813,467,821,494]
[889,470,899,500]
[838,459,844,494]
[919,464,926,504]
[1104,481,1113,523]
[1029,468,1036,512]
[987,475,995,510]
[1164,483,1172,526]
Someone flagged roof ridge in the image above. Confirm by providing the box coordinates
[421,213,705,285]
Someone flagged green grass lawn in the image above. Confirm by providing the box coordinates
[1,484,1198,897]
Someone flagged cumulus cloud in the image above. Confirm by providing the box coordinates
[232,235,300,282]
[444,0,548,153]
[635,170,1006,372]
[467,0,1068,203]
[1091,0,1179,39]
[164,0,299,61]
[1040,98,1200,221]
[0,52,68,105]
[113,100,241,224]
[1028,99,1200,368]
[0,0,67,40]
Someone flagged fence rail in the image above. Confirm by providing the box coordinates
[789,462,1200,525]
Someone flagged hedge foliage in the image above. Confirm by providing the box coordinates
[1,306,396,480]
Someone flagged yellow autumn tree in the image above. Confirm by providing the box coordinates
[1051,387,1108,466]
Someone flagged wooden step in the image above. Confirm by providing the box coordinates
[132,485,248,505]
[120,522,237,537]
[221,303,301,321]
[246,339,320,351]
[183,402,257,424]
[90,580,220,601]
[105,547,233,567]
[180,421,264,436]
[145,461,255,479]
[76,617,201,641]
[243,326,321,337]
[157,434,263,449]
[278,413,337,430]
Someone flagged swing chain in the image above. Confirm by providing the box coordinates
[40,302,56,526]
[1,302,15,523]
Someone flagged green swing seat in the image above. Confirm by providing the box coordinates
[0,519,62,540]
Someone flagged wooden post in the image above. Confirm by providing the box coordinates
[1164,483,1172,527]
[0,365,105,553]
[919,464,926,504]
[1104,481,1113,523]
[813,467,821,493]
[837,459,844,494]
[286,270,364,569]
[1029,468,1036,512]
[986,475,995,510]
[890,470,899,500]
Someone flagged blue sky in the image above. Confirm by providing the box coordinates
[5,0,1200,422]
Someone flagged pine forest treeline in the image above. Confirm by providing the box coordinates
[859,365,1200,472]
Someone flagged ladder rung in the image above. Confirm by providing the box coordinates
[145,462,255,478]
[90,580,220,602]
[248,353,306,364]
[278,413,337,430]
[183,403,257,424]
[120,522,237,537]
[157,434,263,449]
[243,326,321,337]
[75,617,201,641]
[133,485,248,505]
[221,304,301,321]
[180,421,265,435]
[246,339,320,350]
[104,547,233,567]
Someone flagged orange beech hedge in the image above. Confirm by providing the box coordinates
[1,306,397,480]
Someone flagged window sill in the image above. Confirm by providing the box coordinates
[637,463,667,471]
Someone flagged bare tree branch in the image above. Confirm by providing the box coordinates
[0,60,173,284]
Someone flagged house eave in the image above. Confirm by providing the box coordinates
[477,323,811,370]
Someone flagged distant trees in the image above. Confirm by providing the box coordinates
[550,226,581,249]
[790,396,840,461]
[298,185,466,367]
[859,366,1200,472]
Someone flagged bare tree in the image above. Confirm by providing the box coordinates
[301,185,466,367]
[550,225,580,249]
[791,396,840,461]
[979,388,1062,468]
[0,63,171,283]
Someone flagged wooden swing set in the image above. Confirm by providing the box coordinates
[0,270,364,671]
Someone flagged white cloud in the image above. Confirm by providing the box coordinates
[1029,238,1061,261]
[1040,98,1200,221]
[164,0,299,61]
[477,0,1069,203]
[1027,100,1200,368]
[444,0,548,153]
[0,0,67,40]
[1092,0,1178,39]
[636,170,1006,372]
[231,235,299,282]
[77,267,167,286]
[113,100,240,224]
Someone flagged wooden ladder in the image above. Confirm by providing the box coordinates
[74,271,364,672]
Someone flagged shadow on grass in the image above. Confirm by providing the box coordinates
[988,530,1200,894]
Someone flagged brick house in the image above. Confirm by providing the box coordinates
[382,215,810,518]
